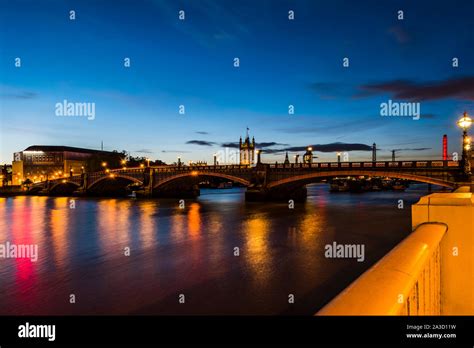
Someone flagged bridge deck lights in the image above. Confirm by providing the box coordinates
[457,111,472,175]
[191,171,198,176]
[457,112,472,130]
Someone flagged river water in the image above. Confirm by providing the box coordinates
[0,184,441,315]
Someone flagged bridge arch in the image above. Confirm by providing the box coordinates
[88,174,143,190]
[49,180,81,190]
[47,181,81,195]
[153,171,251,189]
[267,170,456,189]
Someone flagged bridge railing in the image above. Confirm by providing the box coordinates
[316,222,447,315]
[31,160,461,186]
[268,160,459,170]
[150,164,251,172]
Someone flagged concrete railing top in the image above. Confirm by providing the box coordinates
[415,192,474,206]
[316,222,447,316]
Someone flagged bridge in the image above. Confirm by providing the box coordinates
[29,159,469,200]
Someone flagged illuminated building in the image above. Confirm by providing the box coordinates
[12,145,122,184]
[239,131,255,165]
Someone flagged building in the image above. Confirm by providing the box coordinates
[239,132,256,165]
[12,145,123,184]
[0,164,12,186]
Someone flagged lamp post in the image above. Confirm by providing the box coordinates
[457,111,472,175]
[303,147,313,165]
[337,152,341,163]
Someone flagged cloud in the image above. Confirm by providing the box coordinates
[186,140,216,146]
[195,131,209,135]
[221,141,288,149]
[161,150,191,153]
[356,76,474,101]
[253,142,373,154]
[135,149,154,153]
[221,142,239,148]
[284,143,372,153]
[0,89,37,99]
[392,147,431,152]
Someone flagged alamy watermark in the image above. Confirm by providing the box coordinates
[18,322,55,341]
[380,99,420,120]
[324,241,365,262]
[55,99,95,120]
[0,241,38,262]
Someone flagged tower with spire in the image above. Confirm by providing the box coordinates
[239,128,255,165]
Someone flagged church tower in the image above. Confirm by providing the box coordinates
[239,129,255,165]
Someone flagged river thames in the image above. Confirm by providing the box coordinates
[0,184,442,315]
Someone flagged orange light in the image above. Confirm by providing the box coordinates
[191,171,198,176]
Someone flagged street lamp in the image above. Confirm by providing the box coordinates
[457,111,472,174]
[337,152,341,163]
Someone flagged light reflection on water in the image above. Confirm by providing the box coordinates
[0,184,441,315]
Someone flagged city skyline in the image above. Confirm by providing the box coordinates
[1,0,474,164]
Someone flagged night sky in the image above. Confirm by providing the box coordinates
[1,0,473,164]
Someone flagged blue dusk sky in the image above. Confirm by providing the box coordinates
[1,0,473,164]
